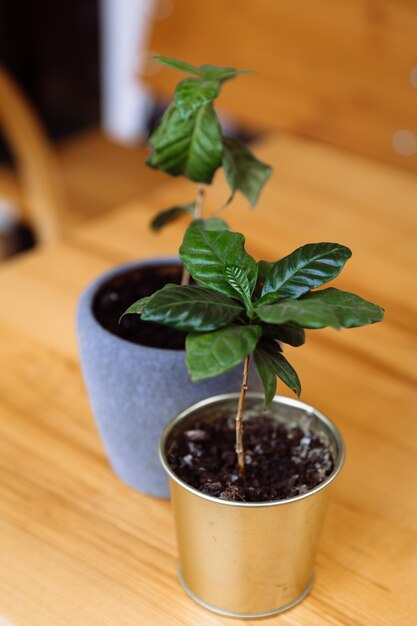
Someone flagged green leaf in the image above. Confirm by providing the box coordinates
[222,136,272,206]
[195,217,229,231]
[224,264,253,315]
[151,56,202,76]
[261,323,305,347]
[175,78,221,119]
[147,103,223,183]
[139,284,244,331]
[253,342,278,406]
[148,102,176,149]
[256,287,384,330]
[186,325,262,381]
[253,259,273,299]
[258,260,274,283]
[260,243,352,301]
[199,64,253,82]
[256,299,341,329]
[120,296,151,322]
[179,223,258,298]
[151,57,252,82]
[301,288,384,328]
[274,353,301,397]
[150,203,195,231]
[254,341,301,405]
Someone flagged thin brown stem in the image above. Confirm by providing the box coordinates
[180,185,205,285]
[193,185,205,220]
[180,268,190,285]
[235,355,250,480]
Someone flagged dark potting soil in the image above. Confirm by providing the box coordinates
[168,414,335,503]
[93,264,187,349]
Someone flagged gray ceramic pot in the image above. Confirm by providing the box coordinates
[77,258,259,499]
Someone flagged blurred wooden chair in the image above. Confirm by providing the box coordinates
[0,65,68,245]
[0,65,166,251]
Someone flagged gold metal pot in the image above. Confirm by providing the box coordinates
[159,393,345,618]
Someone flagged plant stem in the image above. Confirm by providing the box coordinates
[236,355,250,480]
[181,185,205,285]
[193,185,205,220]
[180,269,191,285]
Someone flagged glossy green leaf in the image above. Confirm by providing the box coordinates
[150,203,195,231]
[301,288,384,328]
[195,217,229,231]
[274,352,301,397]
[222,136,272,206]
[186,325,262,381]
[152,56,252,82]
[256,288,384,330]
[261,323,305,346]
[256,299,341,329]
[179,223,258,297]
[151,56,202,76]
[253,342,278,406]
[225,264,253,314]
[258,260,274,282]
[148,102,176,149]
[253,259,273,299]
[254,341,301,405]
[139,284,244,331]
[260,243,352,301]
[174,78,221,119]
[120,296,151,322]
[147,103,223,183]
[198,64,253,82]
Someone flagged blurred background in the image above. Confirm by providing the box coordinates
[0,0,416,259]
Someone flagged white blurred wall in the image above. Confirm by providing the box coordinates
[100,0,155,143]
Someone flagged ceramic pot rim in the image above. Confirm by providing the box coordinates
[77,256,185,354]
[159,392,345,508]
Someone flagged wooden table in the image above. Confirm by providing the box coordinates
[1,134,416,625]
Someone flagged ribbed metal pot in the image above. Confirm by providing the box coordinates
[159,393,345,618]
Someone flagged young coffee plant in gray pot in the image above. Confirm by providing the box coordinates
[126,218,384,617]
[77,57,270,499]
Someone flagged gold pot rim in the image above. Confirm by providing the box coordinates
[159,392,345,508]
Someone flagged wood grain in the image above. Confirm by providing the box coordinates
[56,129,168,221]
[0,134,416,625]
[145,0,417,171]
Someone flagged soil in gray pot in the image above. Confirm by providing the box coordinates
[167,415,335,503]
[93,264,186,349]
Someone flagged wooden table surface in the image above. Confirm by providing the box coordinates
[0,134,416,625]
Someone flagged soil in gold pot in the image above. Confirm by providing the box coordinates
[167,412,334,502]
[159,394,344,618]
